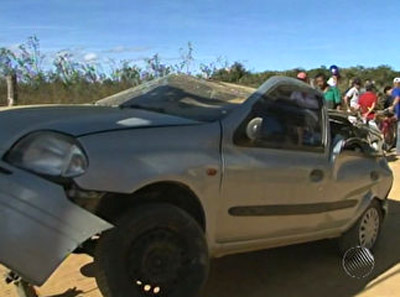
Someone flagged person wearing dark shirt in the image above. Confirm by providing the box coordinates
[383,86,393,109]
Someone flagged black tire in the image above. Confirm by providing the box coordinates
[94,204,209,297]
[338,200,383,254]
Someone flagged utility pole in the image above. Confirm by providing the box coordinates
[6,73,17,106]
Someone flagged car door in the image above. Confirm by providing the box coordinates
[216,81,333,243]
[322,134,391,231]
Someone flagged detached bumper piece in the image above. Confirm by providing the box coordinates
[0,163,112,285]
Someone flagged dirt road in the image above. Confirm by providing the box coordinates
[1,156,399,297]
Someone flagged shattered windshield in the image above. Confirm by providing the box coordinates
[96,74,255,122]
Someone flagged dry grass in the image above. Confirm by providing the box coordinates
[0,81,135,106]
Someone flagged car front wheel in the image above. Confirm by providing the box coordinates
[338,200,383,253]
[94,204,209,297]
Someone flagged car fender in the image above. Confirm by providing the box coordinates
[74,123,222,251]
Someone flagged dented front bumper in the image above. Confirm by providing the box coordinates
[0,162,112,286]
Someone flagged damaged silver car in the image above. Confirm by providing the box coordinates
[0,75,393,297]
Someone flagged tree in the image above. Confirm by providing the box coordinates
[211,62,249,83]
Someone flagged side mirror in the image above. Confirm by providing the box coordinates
[246,117,263,141]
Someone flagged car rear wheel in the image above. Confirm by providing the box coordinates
[338,200,383,254]
[94,204,209,297]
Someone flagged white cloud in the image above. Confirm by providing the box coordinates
[84,52,98,62]
[107,46,125,53]
[103,46,152,54]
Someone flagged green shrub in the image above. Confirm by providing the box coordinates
[1,36,399,106]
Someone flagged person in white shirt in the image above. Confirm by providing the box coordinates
[344,78,362,111]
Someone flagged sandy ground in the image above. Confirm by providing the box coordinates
[0,155,399,297]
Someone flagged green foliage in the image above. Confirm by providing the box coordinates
[17,36,45,84]
[144,54,172,80]
[0,47,18,76]
[211,62,249,83]
[175,42,194,74]
[113,60,142,85]
[212,64,400,96]
[0,36,399,106]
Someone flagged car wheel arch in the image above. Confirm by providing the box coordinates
[95,181,207,231]
[373,196,389,218]
[342,197,387,235]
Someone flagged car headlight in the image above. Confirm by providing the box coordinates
[5,131,88,177]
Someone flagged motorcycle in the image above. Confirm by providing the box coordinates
[375,109,397,152]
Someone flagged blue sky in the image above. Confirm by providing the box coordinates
[0,0,399,72]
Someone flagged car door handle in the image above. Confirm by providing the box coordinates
[310,169,324,182]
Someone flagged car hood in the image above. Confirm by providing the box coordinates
[0,105,200,151]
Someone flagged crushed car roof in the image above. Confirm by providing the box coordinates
[96,74,255,107]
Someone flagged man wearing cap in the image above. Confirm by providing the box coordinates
[390,77,400,154]
[327,65,340,87]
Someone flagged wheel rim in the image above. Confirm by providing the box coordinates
[127,229,189,296]
[359,208,380,249]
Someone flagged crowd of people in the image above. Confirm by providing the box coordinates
[295,66,400,155]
